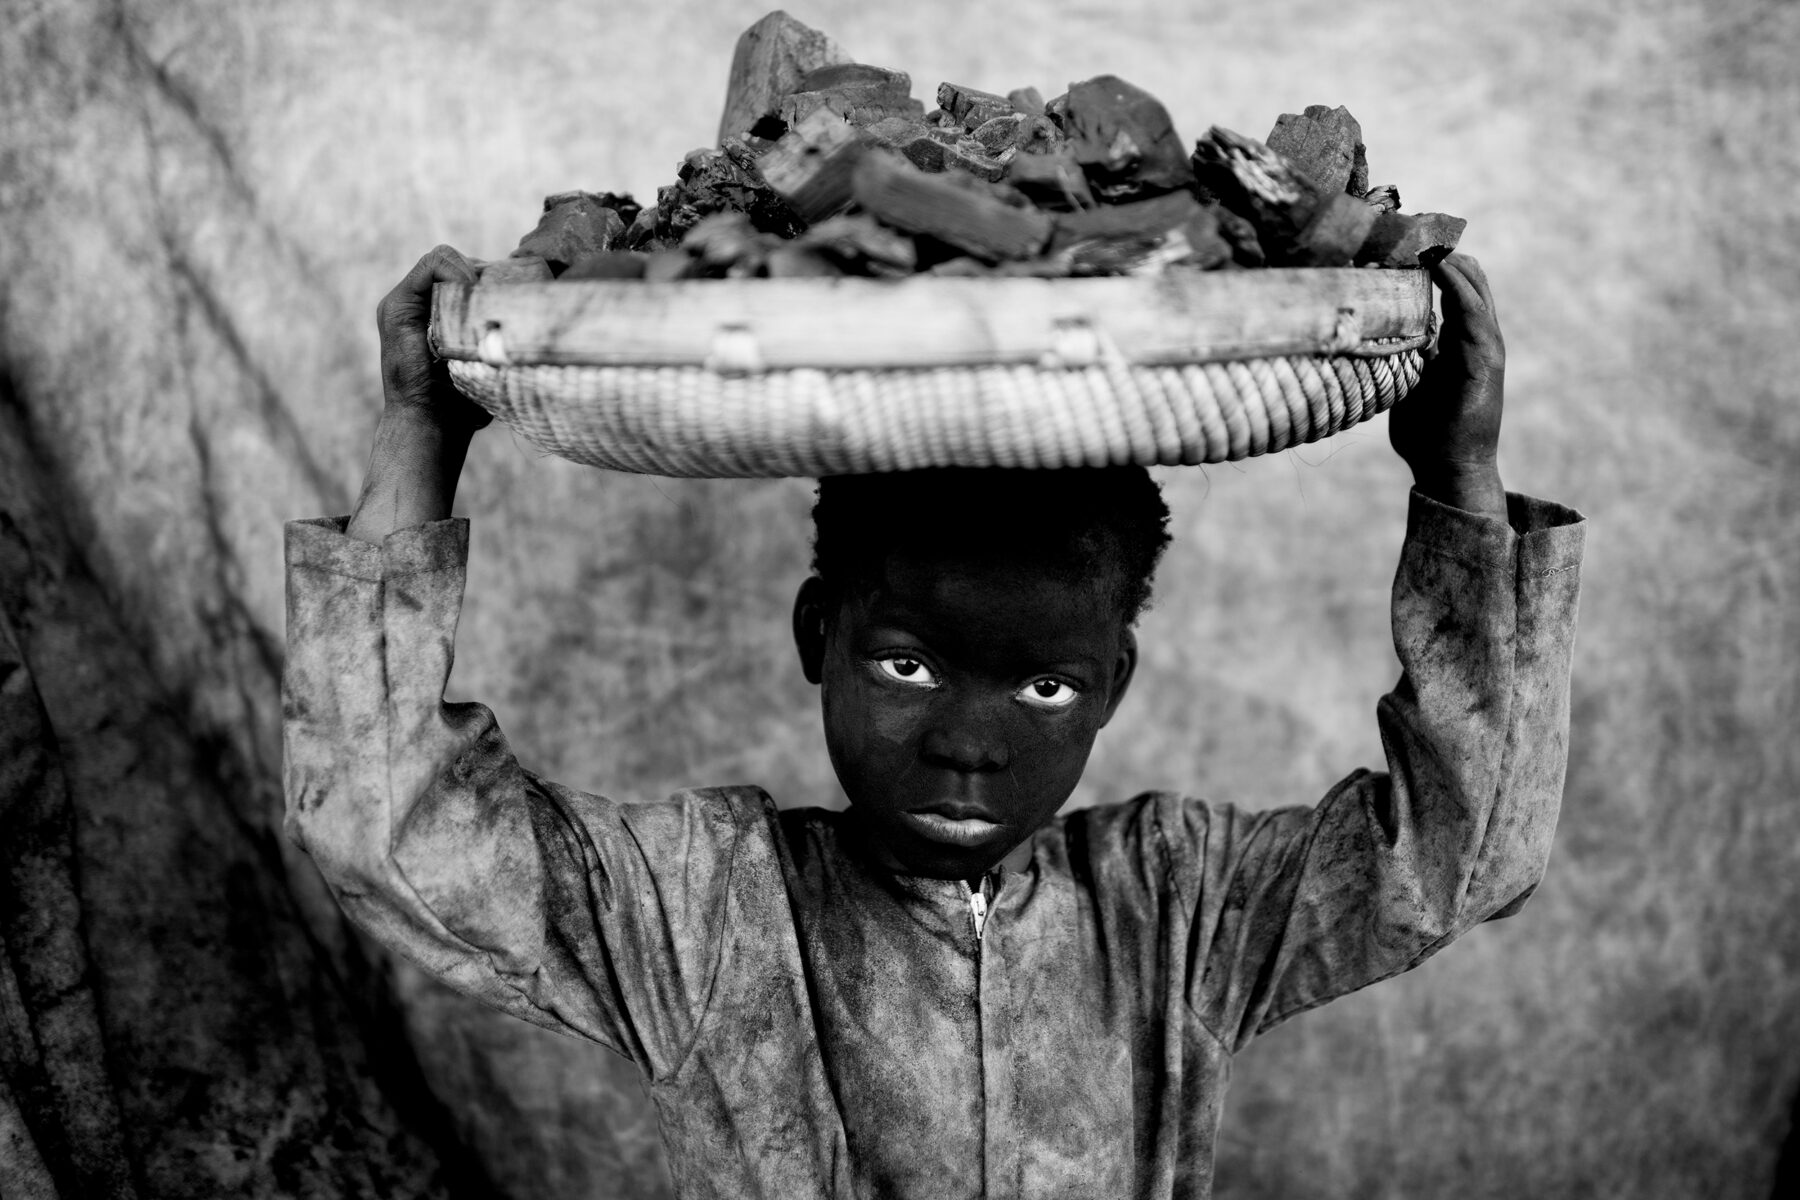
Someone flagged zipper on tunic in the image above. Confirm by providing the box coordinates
[966,877,991,940]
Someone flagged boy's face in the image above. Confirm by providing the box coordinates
[794,550,1137,879]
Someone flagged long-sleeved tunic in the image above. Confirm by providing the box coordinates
[283,490,1584,1199]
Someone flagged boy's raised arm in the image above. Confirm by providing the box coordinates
[283,249,759,1075]
[345,245,487,544]
[1171,255,1586,1049]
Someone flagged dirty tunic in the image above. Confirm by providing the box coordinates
[283,490,1584,1200]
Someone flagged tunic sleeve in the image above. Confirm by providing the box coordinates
[281,515,755,1077]
[1170,490,1585,1050]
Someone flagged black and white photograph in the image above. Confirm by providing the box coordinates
[1,1,1795,1196]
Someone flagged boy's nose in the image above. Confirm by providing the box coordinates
[920,704,1010,773]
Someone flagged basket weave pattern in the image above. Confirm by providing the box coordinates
[448,348,1424,477]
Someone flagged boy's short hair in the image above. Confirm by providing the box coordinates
[810,466,1173,624]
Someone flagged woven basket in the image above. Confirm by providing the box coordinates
[430,269,1432,478]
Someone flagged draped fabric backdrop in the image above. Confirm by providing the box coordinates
[3,0,1797,1195]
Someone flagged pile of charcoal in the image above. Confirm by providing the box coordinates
[479,11,1466,286]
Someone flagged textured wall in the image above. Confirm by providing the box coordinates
[2,0,1797,1195]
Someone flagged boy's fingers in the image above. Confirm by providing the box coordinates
[377,245,480,338]
[376,248,468,395]
[407,244,481,292]
[1432,254,1503,356]
[1433,255,1486,319]
[1448,253,1498,320]
[381,246,480,320]
[369,246,492,428]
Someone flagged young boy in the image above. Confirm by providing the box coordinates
[284,246,1583,1199]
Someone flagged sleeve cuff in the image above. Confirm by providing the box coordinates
[1405,488,1516,570]
[1405,490,1587,579]
[1506,494,1586,579]
[284,516,470,582]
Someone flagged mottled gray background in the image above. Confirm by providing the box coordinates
[2,0,1797,1195]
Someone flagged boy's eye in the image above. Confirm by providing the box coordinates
[1017,679,1080,709]
[875,657,938,687]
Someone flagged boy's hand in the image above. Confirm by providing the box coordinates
[1388,253,1507,518]
[346,247,488,544]
[376,244,490,433]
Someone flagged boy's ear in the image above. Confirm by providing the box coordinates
[793,576,830,685]
[1098,628,1138,727]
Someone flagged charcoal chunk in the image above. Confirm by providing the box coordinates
[718,11,852,143]
[1049,191,1231,274]
[1005,146,1095,210]
[1362,183,1400,213]
[1354,211,1466,267]
[781,62,924,127]
[1289,191,1378,266]
[1007,86,1046,115]
[513,195,627,271]
[1192,126,1325,264]
[794,214,918,275]
[971,113,1030,154]
[1266,104,1367,195]
[752,108,867,225]
[656,146,805,241]
[937,82,1015,130]
[851,150,1052,261]
[1059,75,1195,200]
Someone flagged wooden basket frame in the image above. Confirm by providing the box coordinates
[429,269,1434,478]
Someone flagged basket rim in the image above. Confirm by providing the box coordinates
[444,345,1425,477]
[430,267,1432,373]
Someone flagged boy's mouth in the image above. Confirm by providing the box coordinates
[902,807,1004,847]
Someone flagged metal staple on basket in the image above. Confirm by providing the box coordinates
[447,342,1425,478]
